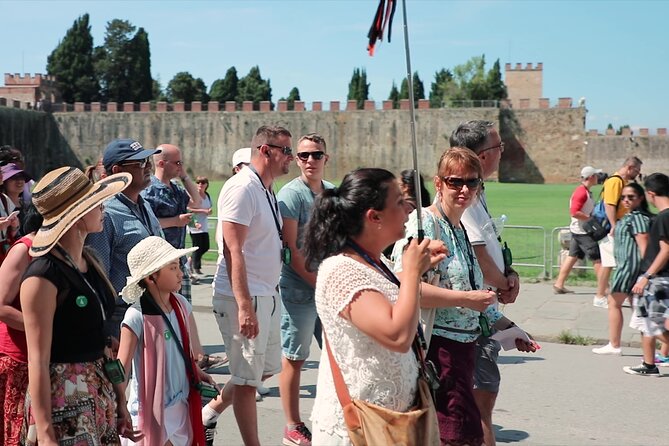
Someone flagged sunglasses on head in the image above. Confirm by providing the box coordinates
[260,144,293,156]
[296,151,325,161]
[442,176,482,190]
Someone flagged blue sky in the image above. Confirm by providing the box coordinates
[2,0,667,132]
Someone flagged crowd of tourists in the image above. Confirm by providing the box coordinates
[554,157,669,375]
[0,119,666,446]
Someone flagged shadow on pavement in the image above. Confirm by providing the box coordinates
[498,355,545,365]
[494,424,530,443]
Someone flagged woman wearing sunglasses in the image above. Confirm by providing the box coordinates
[392,147,498,446]
[592,182,653,356]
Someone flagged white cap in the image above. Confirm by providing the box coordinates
[580,166,602,178]
[232,147,251,167]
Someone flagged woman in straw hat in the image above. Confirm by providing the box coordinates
[116,236,217,446]
[19,166,139,446]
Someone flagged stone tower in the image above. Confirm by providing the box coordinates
[504,63,543,108]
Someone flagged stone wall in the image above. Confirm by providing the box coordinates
[3,104,645,183]
[585,134,669,178]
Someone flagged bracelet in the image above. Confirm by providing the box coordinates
[642,272,653,280]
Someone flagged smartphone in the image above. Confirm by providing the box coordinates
[7,210,19,220]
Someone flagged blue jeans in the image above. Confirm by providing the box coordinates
[279,286,322,361]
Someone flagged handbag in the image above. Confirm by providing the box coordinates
[324,332,440,446]
[582,217,608,242]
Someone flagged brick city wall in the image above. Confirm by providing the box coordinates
[1,101,666,182]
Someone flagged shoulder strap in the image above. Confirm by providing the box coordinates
[323,331,361,430]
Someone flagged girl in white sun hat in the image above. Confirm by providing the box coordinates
[116,236,218,446]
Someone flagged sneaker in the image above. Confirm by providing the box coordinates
[256,383,271,395]
[654,353,669,366]
[198,354,229,371]
[283,423,312,446]
[204,422,217,446]
[593,296,608,308]
[623,363,660,377]
[592,343,622,355]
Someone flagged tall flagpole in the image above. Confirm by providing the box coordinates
[400,0,424,240]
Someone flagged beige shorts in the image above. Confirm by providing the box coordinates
[212,293,282,387]
[599,235,616,268]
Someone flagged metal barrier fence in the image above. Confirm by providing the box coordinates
[194,220,596,280]
[548,226,597,280]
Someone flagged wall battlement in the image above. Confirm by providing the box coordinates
[4,73,56,85]
[505,62,543,71]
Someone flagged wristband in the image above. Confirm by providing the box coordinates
[642,272,653,280]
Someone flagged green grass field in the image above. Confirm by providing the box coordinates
[192,180,602,281]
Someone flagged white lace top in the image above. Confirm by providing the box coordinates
[310,254,419,441]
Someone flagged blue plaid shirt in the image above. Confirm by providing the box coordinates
[86,193,163,297]
[142,176,190,251]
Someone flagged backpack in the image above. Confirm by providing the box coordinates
[591,174,623,229]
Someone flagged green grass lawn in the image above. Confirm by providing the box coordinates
[193,179,601,280]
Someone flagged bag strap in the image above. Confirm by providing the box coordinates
[323,331,361,429]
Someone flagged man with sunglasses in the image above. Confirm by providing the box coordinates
[86,138,164,340]
[451,120,535,446]
[204,125,293,446]
[276,133,333,446]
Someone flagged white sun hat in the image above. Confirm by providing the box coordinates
[121,236,197,303]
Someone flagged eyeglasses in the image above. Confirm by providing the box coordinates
[166,160,183,166]
[442,176,482,190]
[260,144,293,156]
[119,158,151,169]
[479,142,505,154]
[296,151,325,161]
[196,180,208,185]
[621,194,639,200]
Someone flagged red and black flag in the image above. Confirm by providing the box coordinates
[367,0,397,56]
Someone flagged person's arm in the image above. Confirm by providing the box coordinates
[222,221,259,339]
[181,175,201,208]
[113,324,142,440]
[158,214,192,229]
[0,242,31,330]
[570,186,590,221]
[491,315,537,352]
[472,244,508,290]
[21,277,59,446]
[343,238,437,352]
[635,233,649,258]
[282,218,317,287]
[605,203,618,234]
[407,279,495,312]
[632,239,669,294]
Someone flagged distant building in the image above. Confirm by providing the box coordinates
[0,73,61,109]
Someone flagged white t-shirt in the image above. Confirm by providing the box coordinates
[461,192,505,290]
[213,166,283,296]
[188,193,211,234]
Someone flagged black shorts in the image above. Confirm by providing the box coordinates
[569,233,601,261]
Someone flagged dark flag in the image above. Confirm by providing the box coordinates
[367,0,397,56]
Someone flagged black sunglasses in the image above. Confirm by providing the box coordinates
[442,176,482,190]
[296,151,325,161]
[621,194,639,200]
[260,144,293,156]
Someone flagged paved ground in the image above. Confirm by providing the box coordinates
[191,264,665,445]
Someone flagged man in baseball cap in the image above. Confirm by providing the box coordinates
[86,138,164,341]
[231,147,251,175]
[581,166,602,179]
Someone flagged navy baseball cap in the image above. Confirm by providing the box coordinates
[102,139,161,172]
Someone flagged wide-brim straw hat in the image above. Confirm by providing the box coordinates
[121,236,197,303]
[30,166,131,256]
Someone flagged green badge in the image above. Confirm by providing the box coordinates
[75,295,88,308]
[165,330,172,341]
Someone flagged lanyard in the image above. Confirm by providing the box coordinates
[119,194,157,237]
[249,166,283,242]
[53,245,108,322]
[434,201,478,291]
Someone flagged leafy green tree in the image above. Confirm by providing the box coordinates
[46,14,99,103]
[286,87,300,110]
[237,66,272,109]
[127,28,153,101]
[429,68,456,107]
[399,72,425,106]
[209,67,238,103]
[347,68,369,109]
[486,58,507,101]
[453,55,488,100]
[166,72,208,103]
[388,81,399,109]
[94,19,153,103]
[152,77,166,101]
